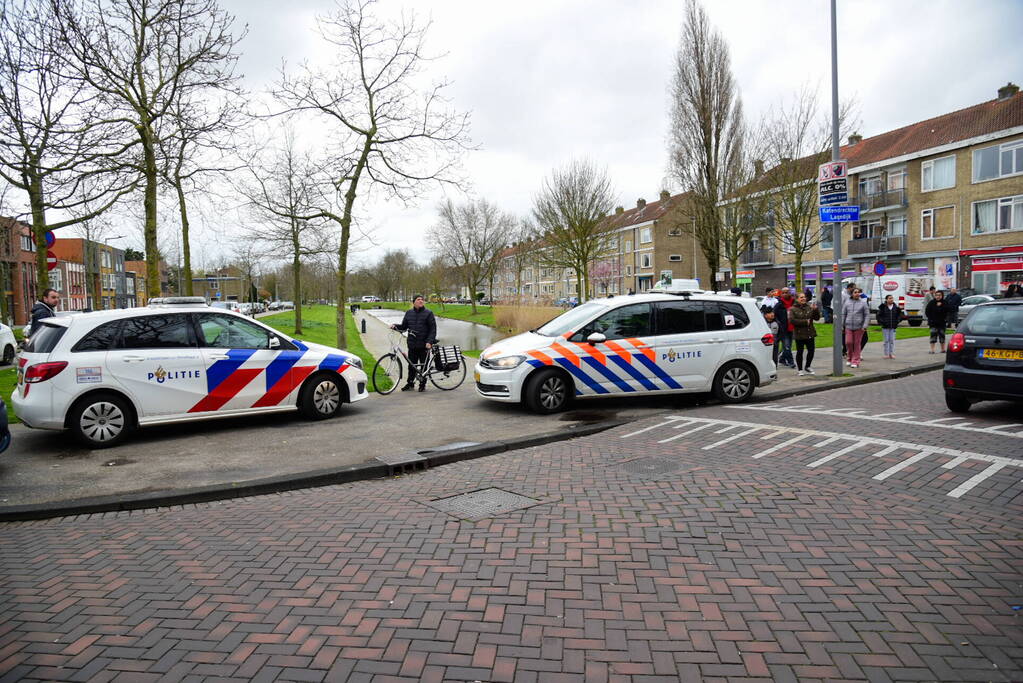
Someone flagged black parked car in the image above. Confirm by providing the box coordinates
[943,299,1023,412]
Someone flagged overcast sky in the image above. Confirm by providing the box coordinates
[187,0,1023,269]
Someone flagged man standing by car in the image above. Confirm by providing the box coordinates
[945,287,962,328]
[28,288,59,337]
[391,294,437,392]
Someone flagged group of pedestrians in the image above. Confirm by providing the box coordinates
[762,286,822,375]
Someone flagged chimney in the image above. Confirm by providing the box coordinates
[998,82,1019,100]
[753,159,764,176]
[636,198,646,209]
[848,132,863,145]
[659,190,670,202]
[615,206,624,215]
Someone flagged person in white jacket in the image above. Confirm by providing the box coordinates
[842,287,870,368]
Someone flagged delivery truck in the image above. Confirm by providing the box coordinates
[842,273,934,327]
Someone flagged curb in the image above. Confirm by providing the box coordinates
[0,420,627,523]
[754,360,944,402]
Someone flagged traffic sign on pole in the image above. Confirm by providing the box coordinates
[873,261,886,277]
[819,205,860,222]
[818,160,848,206]
[46,250,58,271]
[44,230,55,248]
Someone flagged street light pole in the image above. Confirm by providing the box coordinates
[830,0,844,377]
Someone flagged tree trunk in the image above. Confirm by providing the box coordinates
[729,256,739,290]
[794,253,803,292]
[141,123,161,298]
[292,223,302,335]
[334,135,373,350]
[468,276,478,315]
[175,180,193,296]
[0,262,9,325]
[27,171,51,290]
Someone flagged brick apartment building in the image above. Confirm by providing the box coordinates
[724,82,1023,294]
[50,238,128,310]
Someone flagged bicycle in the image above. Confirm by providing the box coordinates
[371,329,467,394]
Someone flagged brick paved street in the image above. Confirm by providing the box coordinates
[1,371,1021,682]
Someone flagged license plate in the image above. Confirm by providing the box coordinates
[979,348,1023,360]
[473,370,480,383]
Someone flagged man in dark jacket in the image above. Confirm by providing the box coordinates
[391,294,437,391]
[945,287,962,327]
[925,290,948,354]
[820,285,834,323]
[29,288,59,335]
[773,287,796,368]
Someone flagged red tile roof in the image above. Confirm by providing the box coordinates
[842,90,1023,169]
[601,191,693,231]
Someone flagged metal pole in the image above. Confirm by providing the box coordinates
[830,0,844,377]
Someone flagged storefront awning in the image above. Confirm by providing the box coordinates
[973,257,1023,272]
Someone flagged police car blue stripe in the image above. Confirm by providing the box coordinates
[583,357,635,393]
[554,358,608,394]
[292,339,309,351]
[206,348,258,393]
[319,354,347,372]
[634,354,683,390]
[264,350,305,390]
[608,356,658,391]
[526,359,546,369]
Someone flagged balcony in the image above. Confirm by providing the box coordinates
[857,188,907,213]
[847,235,906,256]
[740,248,773,265]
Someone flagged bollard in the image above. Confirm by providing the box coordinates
[361,318,366,333]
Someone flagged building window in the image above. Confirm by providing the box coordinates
[819,226,834,250]
[639,228,652,244]
[101,251,111,268]
[625,265,633,276]
[921,206,955,239]
[639,253,652,269]
[921,155,955,191]
[854,219,882,240]
[888,216,907,236]
[19,235,36,251]
[972,195,1023,234]
[624,239,632,253]
[858,174,882,197]
[781,230,795,254]
[973,139,1023,182]
[887,168,906,190]
[668,254,682,262]
[50,269,62,290]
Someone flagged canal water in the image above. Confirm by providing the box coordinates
[365,308,504,351]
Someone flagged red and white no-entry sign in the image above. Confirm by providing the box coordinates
[46,250,57,271]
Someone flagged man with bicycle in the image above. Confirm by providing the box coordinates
[390,294,437,391]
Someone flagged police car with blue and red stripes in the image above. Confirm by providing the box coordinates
[13,297,369,448]
[475,286,777,413]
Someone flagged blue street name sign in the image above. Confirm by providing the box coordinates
[819,205,860,222]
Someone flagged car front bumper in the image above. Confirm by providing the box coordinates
[343,366,371,403]
[474,363,529,403]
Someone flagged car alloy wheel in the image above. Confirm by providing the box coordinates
[312,379,340,415]
[79,401,125,444]
[539,375,566,410]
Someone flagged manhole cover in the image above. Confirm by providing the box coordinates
[619,456,681,478]
[426,487,541,520]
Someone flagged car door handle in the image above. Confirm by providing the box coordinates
[209,354,230,361]
[121,355,146,363]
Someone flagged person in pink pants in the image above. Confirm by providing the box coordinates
[842,287,870,368]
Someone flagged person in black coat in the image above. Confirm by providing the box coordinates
[391,294,438,391]
[28,288,59,338]
[925,291,948,354]
[820,285,834,323]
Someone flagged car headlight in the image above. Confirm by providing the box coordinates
[347,356,363,369]
[489,355,526,369]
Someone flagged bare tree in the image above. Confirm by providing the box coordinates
[759,86,857,289]
[57,0,245,298]
[532,159,616,304]
[668,0,745,279]
[272,0,471,347]
[238,130,332,335]
[429,198,511,314]
[0,0,135,287]
[367,249,416,302]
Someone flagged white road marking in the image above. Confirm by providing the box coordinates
[762,429,788,440]
[873,451,933,480]
[622,415,1023,498]
[714,425,738,434]
[703,427,762,450]
[948,463,1008,498]
[807,442,868,468]
[730,405,1023,439]
[752,433,810,459]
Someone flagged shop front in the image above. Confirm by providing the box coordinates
[961,246,1023,294]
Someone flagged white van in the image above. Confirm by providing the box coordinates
[842,273,933,326]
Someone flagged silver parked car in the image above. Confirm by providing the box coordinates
[957,294,1002,319]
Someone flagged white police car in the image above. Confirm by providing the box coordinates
[13,297,369,448]
[475,291,776,413]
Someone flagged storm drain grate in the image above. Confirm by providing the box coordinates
[376,452,428,475]
[619,456,683,478]
[426,487,541,520]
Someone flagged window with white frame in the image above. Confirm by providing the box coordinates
[972,194,1023,234]
[921,155,955,191]
[625,265,633,276]
[888,216,907,236]
[921,209,935,239]
[973,139,1023,182]
[886,168,906,190]
[624,239,632,253]
[101,251,111,268]
[50,269,62,290]
[19,235,35,251]
[858,174,882,197]
[639,227,652,244]
[781,230,795,253]
[639,253,652,269]
[819,226,833,249]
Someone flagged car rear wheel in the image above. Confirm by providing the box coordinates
[301,374,344,420]
[944,390,971,413]
[908,319,923,327]
[713,362,756,403]
[69,393,133,448]
[524,368,571,414]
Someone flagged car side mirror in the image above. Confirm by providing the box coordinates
[586,332,606,344]
[268,336,280,350]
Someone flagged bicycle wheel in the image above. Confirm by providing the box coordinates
[372,353,403,394]
[430,357,467,391]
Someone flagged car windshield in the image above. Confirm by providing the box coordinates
[534,301,609,337]
[963,306,1023,335]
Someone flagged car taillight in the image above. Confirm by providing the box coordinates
[761,333,774,346]
[24,361,68,383]
[948,333,965,353]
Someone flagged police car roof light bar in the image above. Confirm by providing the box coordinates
[148,296,209,307]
